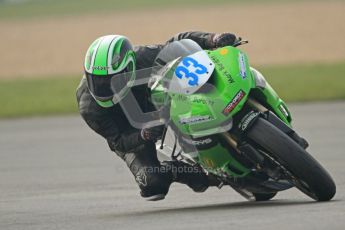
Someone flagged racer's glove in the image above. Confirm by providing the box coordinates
[141,125,165,142]
[211,33,237,48]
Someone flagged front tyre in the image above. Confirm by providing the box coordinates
[247,118,336,201]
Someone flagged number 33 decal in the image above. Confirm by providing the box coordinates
[175,57,207,86]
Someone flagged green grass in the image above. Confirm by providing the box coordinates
[0,76,81,118]
[0,0,253,19]
[261,62,345,102]
[0,61,344,118]
[0,0,331,20]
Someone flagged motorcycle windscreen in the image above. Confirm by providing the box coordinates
[154,39,203,66]
[153,39,215,95]
[110,67,169,129]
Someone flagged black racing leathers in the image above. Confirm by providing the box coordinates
[77,32,217,154]
[76,31,219,198]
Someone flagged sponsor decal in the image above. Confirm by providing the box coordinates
[135,169,147,187]
[239,111,259,131]
[192,98,215,106]
[222,90,246,115]
[210,55,235,84]
[238,52,247,79]
[209,55,222,69]
[223,70,235,84]
[179,115,212,125]
[181,137,213,146]
[92,66,109,71]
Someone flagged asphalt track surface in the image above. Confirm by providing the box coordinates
[1,102,344,230]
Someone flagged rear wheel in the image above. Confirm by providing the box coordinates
[247,118,336,201]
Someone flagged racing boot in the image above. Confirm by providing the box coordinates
[121,143,172,201]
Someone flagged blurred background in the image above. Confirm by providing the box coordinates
[1,2,345,229]
[0,0,344,117]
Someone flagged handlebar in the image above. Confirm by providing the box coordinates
[233,37,249,47]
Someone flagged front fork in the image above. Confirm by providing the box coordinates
[246,98,309,149]
[222,98,309,168]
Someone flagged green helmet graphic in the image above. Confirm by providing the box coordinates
[84,35,136,107]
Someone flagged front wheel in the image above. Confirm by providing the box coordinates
[247,118,336,201]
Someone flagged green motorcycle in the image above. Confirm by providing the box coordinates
[114,39,336,201]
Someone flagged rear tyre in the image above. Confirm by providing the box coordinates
[247,118,336,201]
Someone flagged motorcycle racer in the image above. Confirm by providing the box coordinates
[76,31,238,201]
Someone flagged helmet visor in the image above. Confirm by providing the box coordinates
[86,73,114,100]
[86,63,134,102]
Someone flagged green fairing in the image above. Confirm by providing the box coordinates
[258,83,292,126]
[198,143,251,178]
[152,46,292,178]
[169,47,253,136]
